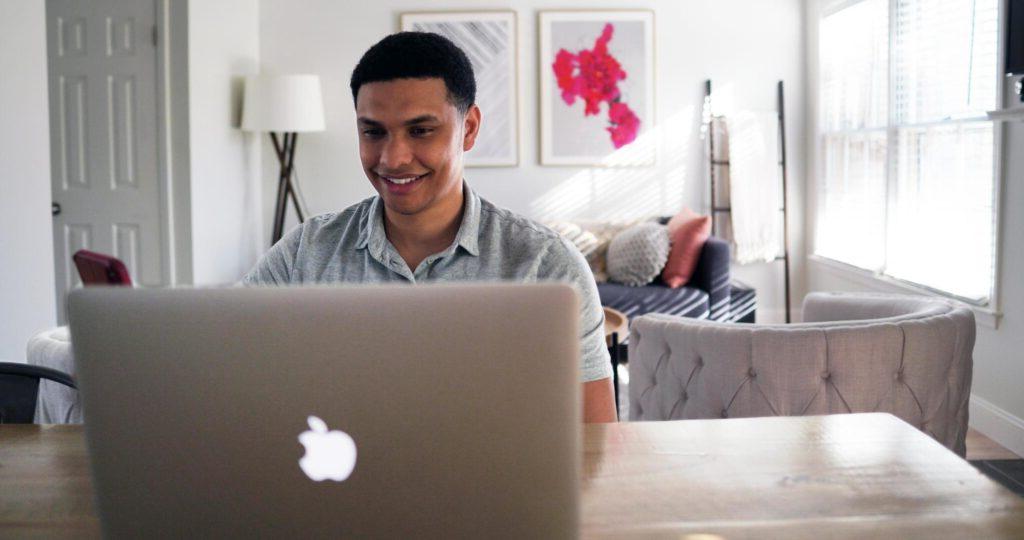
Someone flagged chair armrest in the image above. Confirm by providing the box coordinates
[689,236,730,319]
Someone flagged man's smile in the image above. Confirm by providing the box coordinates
[376,172,430,194]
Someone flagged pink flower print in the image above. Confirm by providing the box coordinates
[553,50,579,105]
[551,23,641,149]
[606,101,640,148]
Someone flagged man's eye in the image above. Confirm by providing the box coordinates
[362,129,384,138]
[410,127,434,137]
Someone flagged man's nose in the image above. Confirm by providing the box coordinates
[379,135,413,170]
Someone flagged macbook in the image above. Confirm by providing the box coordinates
[68,283,580,539]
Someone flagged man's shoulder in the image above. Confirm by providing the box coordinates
[478,197,564,247]
[477,196,580,264]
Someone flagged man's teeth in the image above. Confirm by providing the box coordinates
[383,175,422,185]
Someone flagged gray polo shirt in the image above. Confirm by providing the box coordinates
[241,184,612,383]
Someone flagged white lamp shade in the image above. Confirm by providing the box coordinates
[241,74,325,132]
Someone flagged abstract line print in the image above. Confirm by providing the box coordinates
[402,12,518,167]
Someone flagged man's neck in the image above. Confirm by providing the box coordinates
[383,184,465,271]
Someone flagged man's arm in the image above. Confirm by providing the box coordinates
[583,377,616,423]
[538,235,617,421]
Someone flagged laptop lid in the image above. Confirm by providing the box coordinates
[68,283,580,539]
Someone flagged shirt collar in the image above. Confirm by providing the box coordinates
[355,181,481,259]
[355,195,386,261]
[453,183,481,257]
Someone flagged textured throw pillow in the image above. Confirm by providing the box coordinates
[662,208,712,288]
[606,222,671,286]
[579,220,645,282]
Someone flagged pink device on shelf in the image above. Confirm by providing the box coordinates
[72,250,133,286]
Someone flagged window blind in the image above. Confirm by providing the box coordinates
[816,0,889,271]
[817,0,999,303]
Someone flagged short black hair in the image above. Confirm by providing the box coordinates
[350,32,476,115]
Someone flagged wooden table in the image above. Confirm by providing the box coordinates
[4,413,1024,539]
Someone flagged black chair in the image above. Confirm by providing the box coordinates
[0,362,77,424]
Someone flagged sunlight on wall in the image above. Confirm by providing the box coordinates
[708,81,739,117]
[529,106,694,222]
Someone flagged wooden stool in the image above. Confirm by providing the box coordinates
[602,307,628,418]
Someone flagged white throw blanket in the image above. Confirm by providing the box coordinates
[724,111,782,264]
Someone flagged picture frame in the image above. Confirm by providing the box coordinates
[538,10,655,167]
[400,11,520,167]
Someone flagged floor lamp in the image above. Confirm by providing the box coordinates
[241,74,325,244]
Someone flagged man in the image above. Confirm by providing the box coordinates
[242,32,616,422]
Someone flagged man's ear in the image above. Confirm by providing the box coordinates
[462,104,481,152]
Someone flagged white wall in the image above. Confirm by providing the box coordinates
[0,1,57,362]
[258,0,808,321]
[804,1,1024,455]
[971,108,1024,454]
[188,0,263,285]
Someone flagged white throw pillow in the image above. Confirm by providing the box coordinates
[606,222,671,286]
[546,221,601,258]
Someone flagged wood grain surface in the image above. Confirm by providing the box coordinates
[0,425,99,539]
[2,414,1023,539]
[582,414,1024,539]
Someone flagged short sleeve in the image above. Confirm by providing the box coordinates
[239,224,304,286]
[539,237,613,383]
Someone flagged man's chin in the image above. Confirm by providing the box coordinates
[381,196,427,217]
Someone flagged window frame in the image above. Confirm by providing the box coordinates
[811,0,1007,318]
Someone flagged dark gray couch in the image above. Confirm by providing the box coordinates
[597,236,756,323]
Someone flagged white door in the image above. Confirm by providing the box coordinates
[46,0,164,321]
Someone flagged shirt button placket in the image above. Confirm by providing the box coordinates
[420,258,436,280]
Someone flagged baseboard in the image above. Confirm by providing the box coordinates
[970,394,1024,458]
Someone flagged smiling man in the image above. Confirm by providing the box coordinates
[242,32,615,423]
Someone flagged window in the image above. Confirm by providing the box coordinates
[816,0,1000,303]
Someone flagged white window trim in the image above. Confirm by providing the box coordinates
[809,254,1003,329]
[822,0,869,18]
[809,0,1008,325]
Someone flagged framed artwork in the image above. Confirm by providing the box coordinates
[401,11,519,167]
[539,10,655,166]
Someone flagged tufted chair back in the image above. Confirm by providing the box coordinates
[628,292,975,456]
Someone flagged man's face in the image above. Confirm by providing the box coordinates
[355,78,479,218]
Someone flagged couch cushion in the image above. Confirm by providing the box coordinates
[662,210,712,288]
[598,282,709,320]
[606,222,670,286]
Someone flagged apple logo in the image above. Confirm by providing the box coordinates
[298,415,357,482]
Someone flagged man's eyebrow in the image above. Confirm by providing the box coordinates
[356,115,441,127]
[403,115,440,126]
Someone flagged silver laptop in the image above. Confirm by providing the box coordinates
[68,283,580,539]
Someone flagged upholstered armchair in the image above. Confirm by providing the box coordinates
[26,326,80,423]
[628,292,975,456]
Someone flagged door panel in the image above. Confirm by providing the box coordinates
[47,0,163,321]
[57,75,90,190]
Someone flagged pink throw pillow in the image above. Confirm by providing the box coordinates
[661,210,712,288]
[666,207,700,235]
